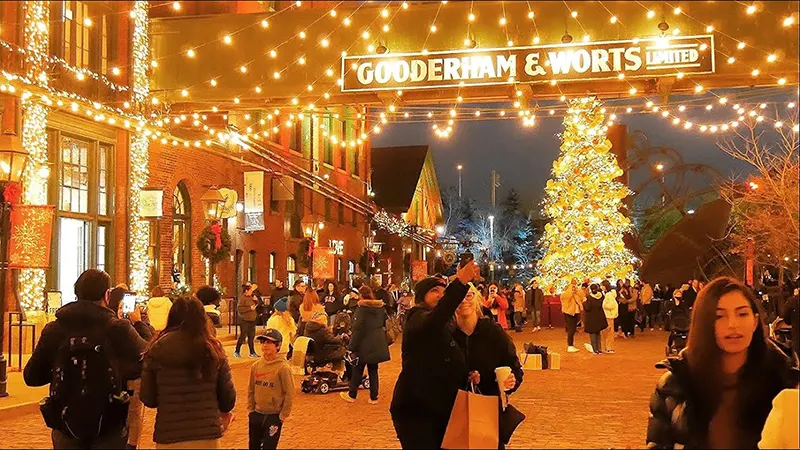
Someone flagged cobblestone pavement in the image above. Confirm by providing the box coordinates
[0,327,670,449]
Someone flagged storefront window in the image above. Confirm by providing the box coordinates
[53,132,114,303]
[269,252,276,283]
[172,183,191,286]
[287,254,297,287]
[248,250,257,283]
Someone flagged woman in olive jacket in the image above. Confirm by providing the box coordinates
[342,294,390,404]
[646,277,799,449]
[140,297,236,448]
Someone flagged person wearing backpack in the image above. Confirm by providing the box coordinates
[24,269,148,449]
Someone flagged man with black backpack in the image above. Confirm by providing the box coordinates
[24,269,148,449]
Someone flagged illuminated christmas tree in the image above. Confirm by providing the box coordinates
[538,97,636,292]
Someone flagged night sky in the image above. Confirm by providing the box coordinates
[373,88,797,212]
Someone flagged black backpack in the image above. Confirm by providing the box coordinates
[40,325,129,440]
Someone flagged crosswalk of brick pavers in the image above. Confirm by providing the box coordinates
[0,327,670,449]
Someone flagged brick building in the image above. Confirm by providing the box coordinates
[0,0,377,319]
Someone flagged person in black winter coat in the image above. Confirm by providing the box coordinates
[341,298,390,404]
[782,289,799,356]
[451,285,523,397]
[24,269,148,449]
[390,261,478,449]
[288,279,307,324]
[303,312,347,365]
[582,284,608,354]
[646,277,800,449]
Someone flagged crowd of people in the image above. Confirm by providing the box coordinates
[20,265,800,450]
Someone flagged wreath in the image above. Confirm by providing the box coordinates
[196,221,232,264]
[297,239,312,269]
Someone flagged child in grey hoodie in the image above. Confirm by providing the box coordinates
[248,328,295,450]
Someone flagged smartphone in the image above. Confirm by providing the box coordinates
[459,251,474,269]
[122,292,137,314]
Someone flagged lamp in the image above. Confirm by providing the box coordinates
[0,131,29,398]
[200,187,225,220]
[0,132,30,183]
[301,214,324,240]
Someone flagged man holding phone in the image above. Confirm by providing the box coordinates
[390,259,480,448]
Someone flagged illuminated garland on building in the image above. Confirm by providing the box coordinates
[538,97,636,292]
[373,210,412,237]
[17,1,51,311]
[128,0,151,293]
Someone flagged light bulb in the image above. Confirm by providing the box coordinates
[223,35,232,45]
[172,1,181,11]
[610,16,617,23]
[571,10,578,18]
[647,10,655,19]
[430,24,437,32]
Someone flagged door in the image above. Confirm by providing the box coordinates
[58,217,90,304]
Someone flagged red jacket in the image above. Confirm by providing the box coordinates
[483,294,509,329]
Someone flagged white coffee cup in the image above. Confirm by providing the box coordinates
[495,366,512,387]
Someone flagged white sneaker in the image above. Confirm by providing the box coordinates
[583,343,594,353]
[339,392,356,403]
[536,326,541,331]
[368,399,379,405]
[567,346,579,353]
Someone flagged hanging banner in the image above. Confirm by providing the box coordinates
[244,171,265,231]
[138,189,163,218]
[342,35,714,92]
[9,205,55,269]
[313,247,335,279]
[411,260,428,282]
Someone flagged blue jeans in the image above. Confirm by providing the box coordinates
[589,332,601,353]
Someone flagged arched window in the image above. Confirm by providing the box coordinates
[287,254,297,287]
[172,182,191,286]
[248,250,257,283]
[269,252,276,284]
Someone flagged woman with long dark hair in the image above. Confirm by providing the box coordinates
[140,296,236,448]
[647,277,799,449]
[323,280,343,326]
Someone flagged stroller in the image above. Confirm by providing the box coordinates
[666,307,690,356]
[298,333,368,395]
[771,317,792,348]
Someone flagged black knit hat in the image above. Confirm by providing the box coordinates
[414,277,447,304]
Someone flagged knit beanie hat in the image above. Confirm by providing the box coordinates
[274,297,289,312]
[414,277,447,304]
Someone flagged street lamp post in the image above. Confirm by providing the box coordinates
[488,215,494,281]
[301,216,325,286]
[457,164,463,198]
[0,131,31,398]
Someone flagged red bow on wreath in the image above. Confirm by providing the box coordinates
[307,239,315,256]
[210,222,223,249]
[3,182,22,205]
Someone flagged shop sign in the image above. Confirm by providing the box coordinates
[329,239,344,255]
[342,35,714,92]
[138,189,163,218]
[244,171,265,232]
[313,247,335,279]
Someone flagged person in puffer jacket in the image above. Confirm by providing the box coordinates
[303,311,346,366]
[601,280,619,354]
[140,296,236,448]
[147,286,173,333]
[646,277,799,449]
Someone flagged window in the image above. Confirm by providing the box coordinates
[337,257,343,283]
[248,250,257,283]
[290,120,301,152]
[338,202,344,225]
[59,1,114,72]
[323,115,334,165]
[148,220,160,287]
[353,145,361,177]
[269,252,276,283]
[348,260,356,284]
[339,118,347,170]
[59,136,89,213]
[269,176,279,212]
[325,198,332,221]
[52,130,115,302]
[172,182,191,286]
[352,209,358,227]
[287,255,297,287]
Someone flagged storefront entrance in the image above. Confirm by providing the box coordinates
[57,218,90,304]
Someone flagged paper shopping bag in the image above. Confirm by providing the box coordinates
[441,388,500,449]
[519,352,542,370]
[548,352,561,370]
